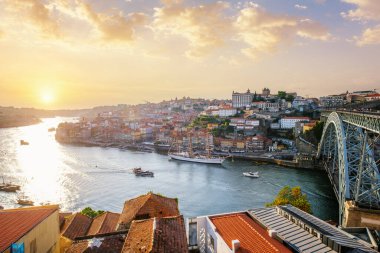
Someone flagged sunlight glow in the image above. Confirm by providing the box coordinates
[41,90,55,104]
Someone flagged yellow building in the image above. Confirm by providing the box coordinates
[0,205,60,253]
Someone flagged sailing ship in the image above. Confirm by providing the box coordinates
[168,133,226,165]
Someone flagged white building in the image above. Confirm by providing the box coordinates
[252,102,280,112]
[280,117,310,129]
[232,90,253,108]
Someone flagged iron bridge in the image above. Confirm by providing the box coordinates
[317,110,380,225]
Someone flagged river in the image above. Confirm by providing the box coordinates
[0,117,338,220]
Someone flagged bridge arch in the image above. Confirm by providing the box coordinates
[318,112,350,224]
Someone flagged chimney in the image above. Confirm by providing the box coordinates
[268,229,277,238]
[232,239,240,253]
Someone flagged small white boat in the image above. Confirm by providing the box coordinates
[243,172,259,178]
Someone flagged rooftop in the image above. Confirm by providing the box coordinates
[62,213,93,240]
[66,232,127,253]
[122,215,187,253]
[210,212,292,253]
[0,205,58,252]
[117,192,179,229]
[87,212,120,236]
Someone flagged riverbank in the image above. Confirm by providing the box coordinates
[0,115,41,128]
[55,138,320,170]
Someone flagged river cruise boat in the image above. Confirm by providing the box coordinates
[243,172,260,178]
[168,133,226,165]
[132,168,154,177]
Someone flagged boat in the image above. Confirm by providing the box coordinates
[48,127,56,132]
[20,140,29,145]
[132,168,154,177]
[0,177,21,192]
[169,152,225,164]
[168,133,226,165]
[243,172,260,178]
[17,193,34,206]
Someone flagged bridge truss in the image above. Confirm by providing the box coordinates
[318,111,380,225]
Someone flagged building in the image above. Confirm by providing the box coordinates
[247,135,273,151]
[116,192,180,230]
[188,205,378,253]
[0,205,60,253]
[280,117,310,129]
[121,215,187,253]
[320,95,345,108]
[262,87,271,97]
[252,101,280,112]
[232,89,253,108]
[365,93,380,101]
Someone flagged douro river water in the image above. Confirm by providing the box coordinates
[0,118,338,220]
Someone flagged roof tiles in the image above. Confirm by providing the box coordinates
[117,193,179,229]
[210,212,292,253]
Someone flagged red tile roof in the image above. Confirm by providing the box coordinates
[122,215,187,253]
[117,193,179,230]
[152,215,188,253]
[87,212,120,236]
[210,213,292,253]
[62,213,93,240]
[121,219,154,252]
[66,233,127,253]
[0,205,59,252]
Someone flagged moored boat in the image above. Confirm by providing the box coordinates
[0,177,21,192]
[168,133,226,165]
[17,193,34,206]
[169,152,225,164]
[243,172,260,178]
[20,140,29,145]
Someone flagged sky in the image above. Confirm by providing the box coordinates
[0,0,380,109]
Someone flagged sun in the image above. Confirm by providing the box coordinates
[41,91,55,104]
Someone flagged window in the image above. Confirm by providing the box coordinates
[30,239,37,253]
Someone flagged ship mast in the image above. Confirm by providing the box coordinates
[188,132,193,157]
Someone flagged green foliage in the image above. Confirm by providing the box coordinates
[285,95,295,102]
[266,186,312,213]
[80,207,105,218]
[278,91,287,99]
[190,115,219,128]
[311,121,324,141]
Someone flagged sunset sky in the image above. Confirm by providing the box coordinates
[0,0,379,109]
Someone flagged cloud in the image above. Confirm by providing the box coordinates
[355,25,380,45]
[341,0,380,21]
[4,0,60,37]
[79,1,147,42]
[295,4,308,10]
[234,7,330,59]
[152,0,232,58]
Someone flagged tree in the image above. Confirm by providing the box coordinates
[278,91,287,99]
[81,207,105,218]
[266,186,312,213]
[285,94,295,102]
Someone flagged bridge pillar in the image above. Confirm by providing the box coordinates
[343,201,380,230]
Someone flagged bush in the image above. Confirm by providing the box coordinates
[266,186,312,213]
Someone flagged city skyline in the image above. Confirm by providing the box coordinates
[0,0,380,109]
